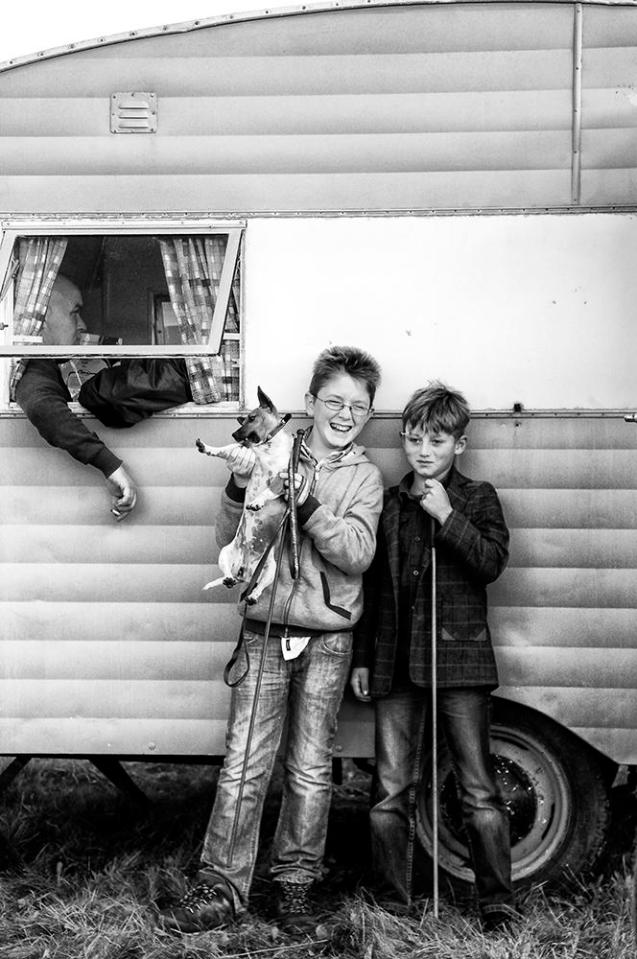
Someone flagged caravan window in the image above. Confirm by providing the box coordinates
[0,228,242,409]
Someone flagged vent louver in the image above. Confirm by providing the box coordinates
[110,92,157,134]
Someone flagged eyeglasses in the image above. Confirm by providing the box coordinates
[312,394,372,419]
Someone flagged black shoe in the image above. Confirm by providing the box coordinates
[276,881,316,935]
[481,903,521,933]
[160,882,236,933]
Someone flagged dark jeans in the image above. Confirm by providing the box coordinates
[370,684,513,914]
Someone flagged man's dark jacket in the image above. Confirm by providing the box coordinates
[352,465,509,695]
[16,358,191,477]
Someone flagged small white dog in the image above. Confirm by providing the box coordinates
[197,387,294,603]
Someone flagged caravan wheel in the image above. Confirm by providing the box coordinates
[414,701,612,891]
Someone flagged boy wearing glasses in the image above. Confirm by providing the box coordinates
[162,346,383,935]
[351,382,516,931]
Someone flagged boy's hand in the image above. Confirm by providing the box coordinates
[279,471,310,506]
[419,479,452,525]
[350,667,371,702]
[225,446,256,488]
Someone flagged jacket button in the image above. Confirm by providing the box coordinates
[412,569,419,576]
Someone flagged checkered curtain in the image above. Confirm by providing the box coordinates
[9,236,68,399]
[159,236,240,404]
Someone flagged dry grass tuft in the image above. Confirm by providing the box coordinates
[0,759,632,958]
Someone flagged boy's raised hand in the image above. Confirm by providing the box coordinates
[350,667,371,702]
[419,479,452,525]
[225,446,256,487]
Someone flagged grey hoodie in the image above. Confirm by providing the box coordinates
[215,443,384,634]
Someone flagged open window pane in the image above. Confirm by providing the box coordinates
[1,230,242,407]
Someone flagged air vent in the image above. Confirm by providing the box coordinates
[110,92,157,134]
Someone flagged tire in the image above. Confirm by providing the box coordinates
[632,846,637,948]
[414,699,612,891]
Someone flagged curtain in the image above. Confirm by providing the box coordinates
[159,236,239,404]
[9,236,68,399]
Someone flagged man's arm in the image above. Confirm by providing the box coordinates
[15,360,137,516]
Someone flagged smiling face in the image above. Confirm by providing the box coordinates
[402,424,466,484]
[305,372,373,459]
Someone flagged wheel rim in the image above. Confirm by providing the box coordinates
[415,721,573,884]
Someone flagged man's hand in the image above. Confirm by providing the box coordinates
[419,478,452,525]
[106,464,137,520]
[350,667,371,702]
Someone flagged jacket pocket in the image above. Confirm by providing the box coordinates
[441,598,488,643]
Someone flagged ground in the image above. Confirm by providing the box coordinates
[0,757,634,958]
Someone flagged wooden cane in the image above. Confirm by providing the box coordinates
[430,515,439,919]
[287,429,304,579]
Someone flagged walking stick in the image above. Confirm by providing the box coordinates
[430,515,440,919]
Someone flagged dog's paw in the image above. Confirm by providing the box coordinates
[202,577,224,590]
[195,438,208,454]
[246,500,264,512]
[223,576,238,589]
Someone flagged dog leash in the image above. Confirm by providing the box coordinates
[223,429,305,688]
[223,509,288,687]
[225,433,305,864]
[226,514,289,864]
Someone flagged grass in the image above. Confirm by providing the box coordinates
[0,758,633,958]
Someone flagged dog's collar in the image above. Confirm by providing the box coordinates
[258,413,292,445]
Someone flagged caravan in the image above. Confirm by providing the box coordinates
[1,0,636,893]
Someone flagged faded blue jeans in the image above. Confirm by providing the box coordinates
[198,628,353,914]
[371,684,513,915]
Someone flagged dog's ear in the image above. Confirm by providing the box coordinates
[257,386,276,412]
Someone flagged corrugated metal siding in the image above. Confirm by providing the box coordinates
[1,2,635,214]
[364,415,637,765]
[0,412,375,758]
[582,6,637,204]
[0,412,635,762]
[0,415,236,756]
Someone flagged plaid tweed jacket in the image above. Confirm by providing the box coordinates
[353,465,509,694]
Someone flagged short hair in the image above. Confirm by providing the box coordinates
[309,345,382,403]
[402,381,470,437]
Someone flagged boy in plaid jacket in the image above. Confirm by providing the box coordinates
[351,382,517,931]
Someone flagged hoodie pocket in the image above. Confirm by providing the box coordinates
[320,572,352,620]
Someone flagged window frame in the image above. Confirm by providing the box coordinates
[0,218,245,413]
